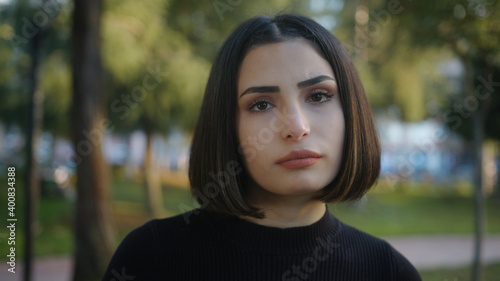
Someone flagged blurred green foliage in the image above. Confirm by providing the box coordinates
[2,0,498,140]
[0,0,317,138]
[336,0,500,137]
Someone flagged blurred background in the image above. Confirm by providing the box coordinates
[0,0,499,280]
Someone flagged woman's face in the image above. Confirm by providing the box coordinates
[236,39,345,197]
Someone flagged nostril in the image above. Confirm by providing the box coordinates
[286,130,309,141]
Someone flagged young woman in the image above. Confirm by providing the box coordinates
[103,14,421,281]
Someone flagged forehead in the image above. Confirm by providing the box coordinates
[237,39,334,90]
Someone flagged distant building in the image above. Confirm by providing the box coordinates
[376,116,473,188]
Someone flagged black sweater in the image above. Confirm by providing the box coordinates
[102,207,422,281]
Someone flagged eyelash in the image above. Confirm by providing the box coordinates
[247,90,335,113]
[248,98,272,112]
[308,89,335,104]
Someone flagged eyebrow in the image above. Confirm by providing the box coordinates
[239,86,280,98]
[297,75,335,89]
[239,75,335,98]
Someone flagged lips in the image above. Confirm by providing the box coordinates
[275,149,322,169]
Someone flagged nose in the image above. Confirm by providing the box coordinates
[281,104,310,142]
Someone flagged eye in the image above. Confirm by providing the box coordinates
[249,99,273,112]
[308,90,334,104]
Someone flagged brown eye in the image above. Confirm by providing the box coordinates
[256,102,268,111]
[249,100,273,112]
[308,91,333,104]
[311,93,323,102]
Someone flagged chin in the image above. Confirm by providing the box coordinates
[288,183,326,195]
[247,168,336,197]
[269,178,328,196]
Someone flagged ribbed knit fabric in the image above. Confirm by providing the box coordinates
[102,207,422,281]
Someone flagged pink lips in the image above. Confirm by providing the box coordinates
[275,149,322,169]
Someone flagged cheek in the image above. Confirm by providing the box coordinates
[331,113,345,140]
[318,108,345,157]
[331,114,345,147]
[237,114,278,170]
[331,115,345,164]
[237,115,260,164]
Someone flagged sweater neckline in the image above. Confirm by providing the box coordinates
[202,205,341,255]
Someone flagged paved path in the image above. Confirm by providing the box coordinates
[1,235,500,281]
[384,234,500,270]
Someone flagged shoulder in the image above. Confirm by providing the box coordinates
[148,208,215,239]
[387,244,422,281]
[335,220,422,281]
[102,209,207,281]
[117,208,204,250]
[335,220,391,251]
[102,218,157,281]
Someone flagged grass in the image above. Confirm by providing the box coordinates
[330,190,500,236]
[0,196,75,259]
[1,176,499,264]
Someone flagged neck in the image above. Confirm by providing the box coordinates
[242,185,326,228]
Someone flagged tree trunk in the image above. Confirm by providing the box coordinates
[143,122,164,217]
[23,21,44,281]
[464,57,485,281]
[495,143,500,201]
[71,0,115,280]
[472,107,485,281]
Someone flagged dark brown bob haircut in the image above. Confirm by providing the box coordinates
[189,13,380,218]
